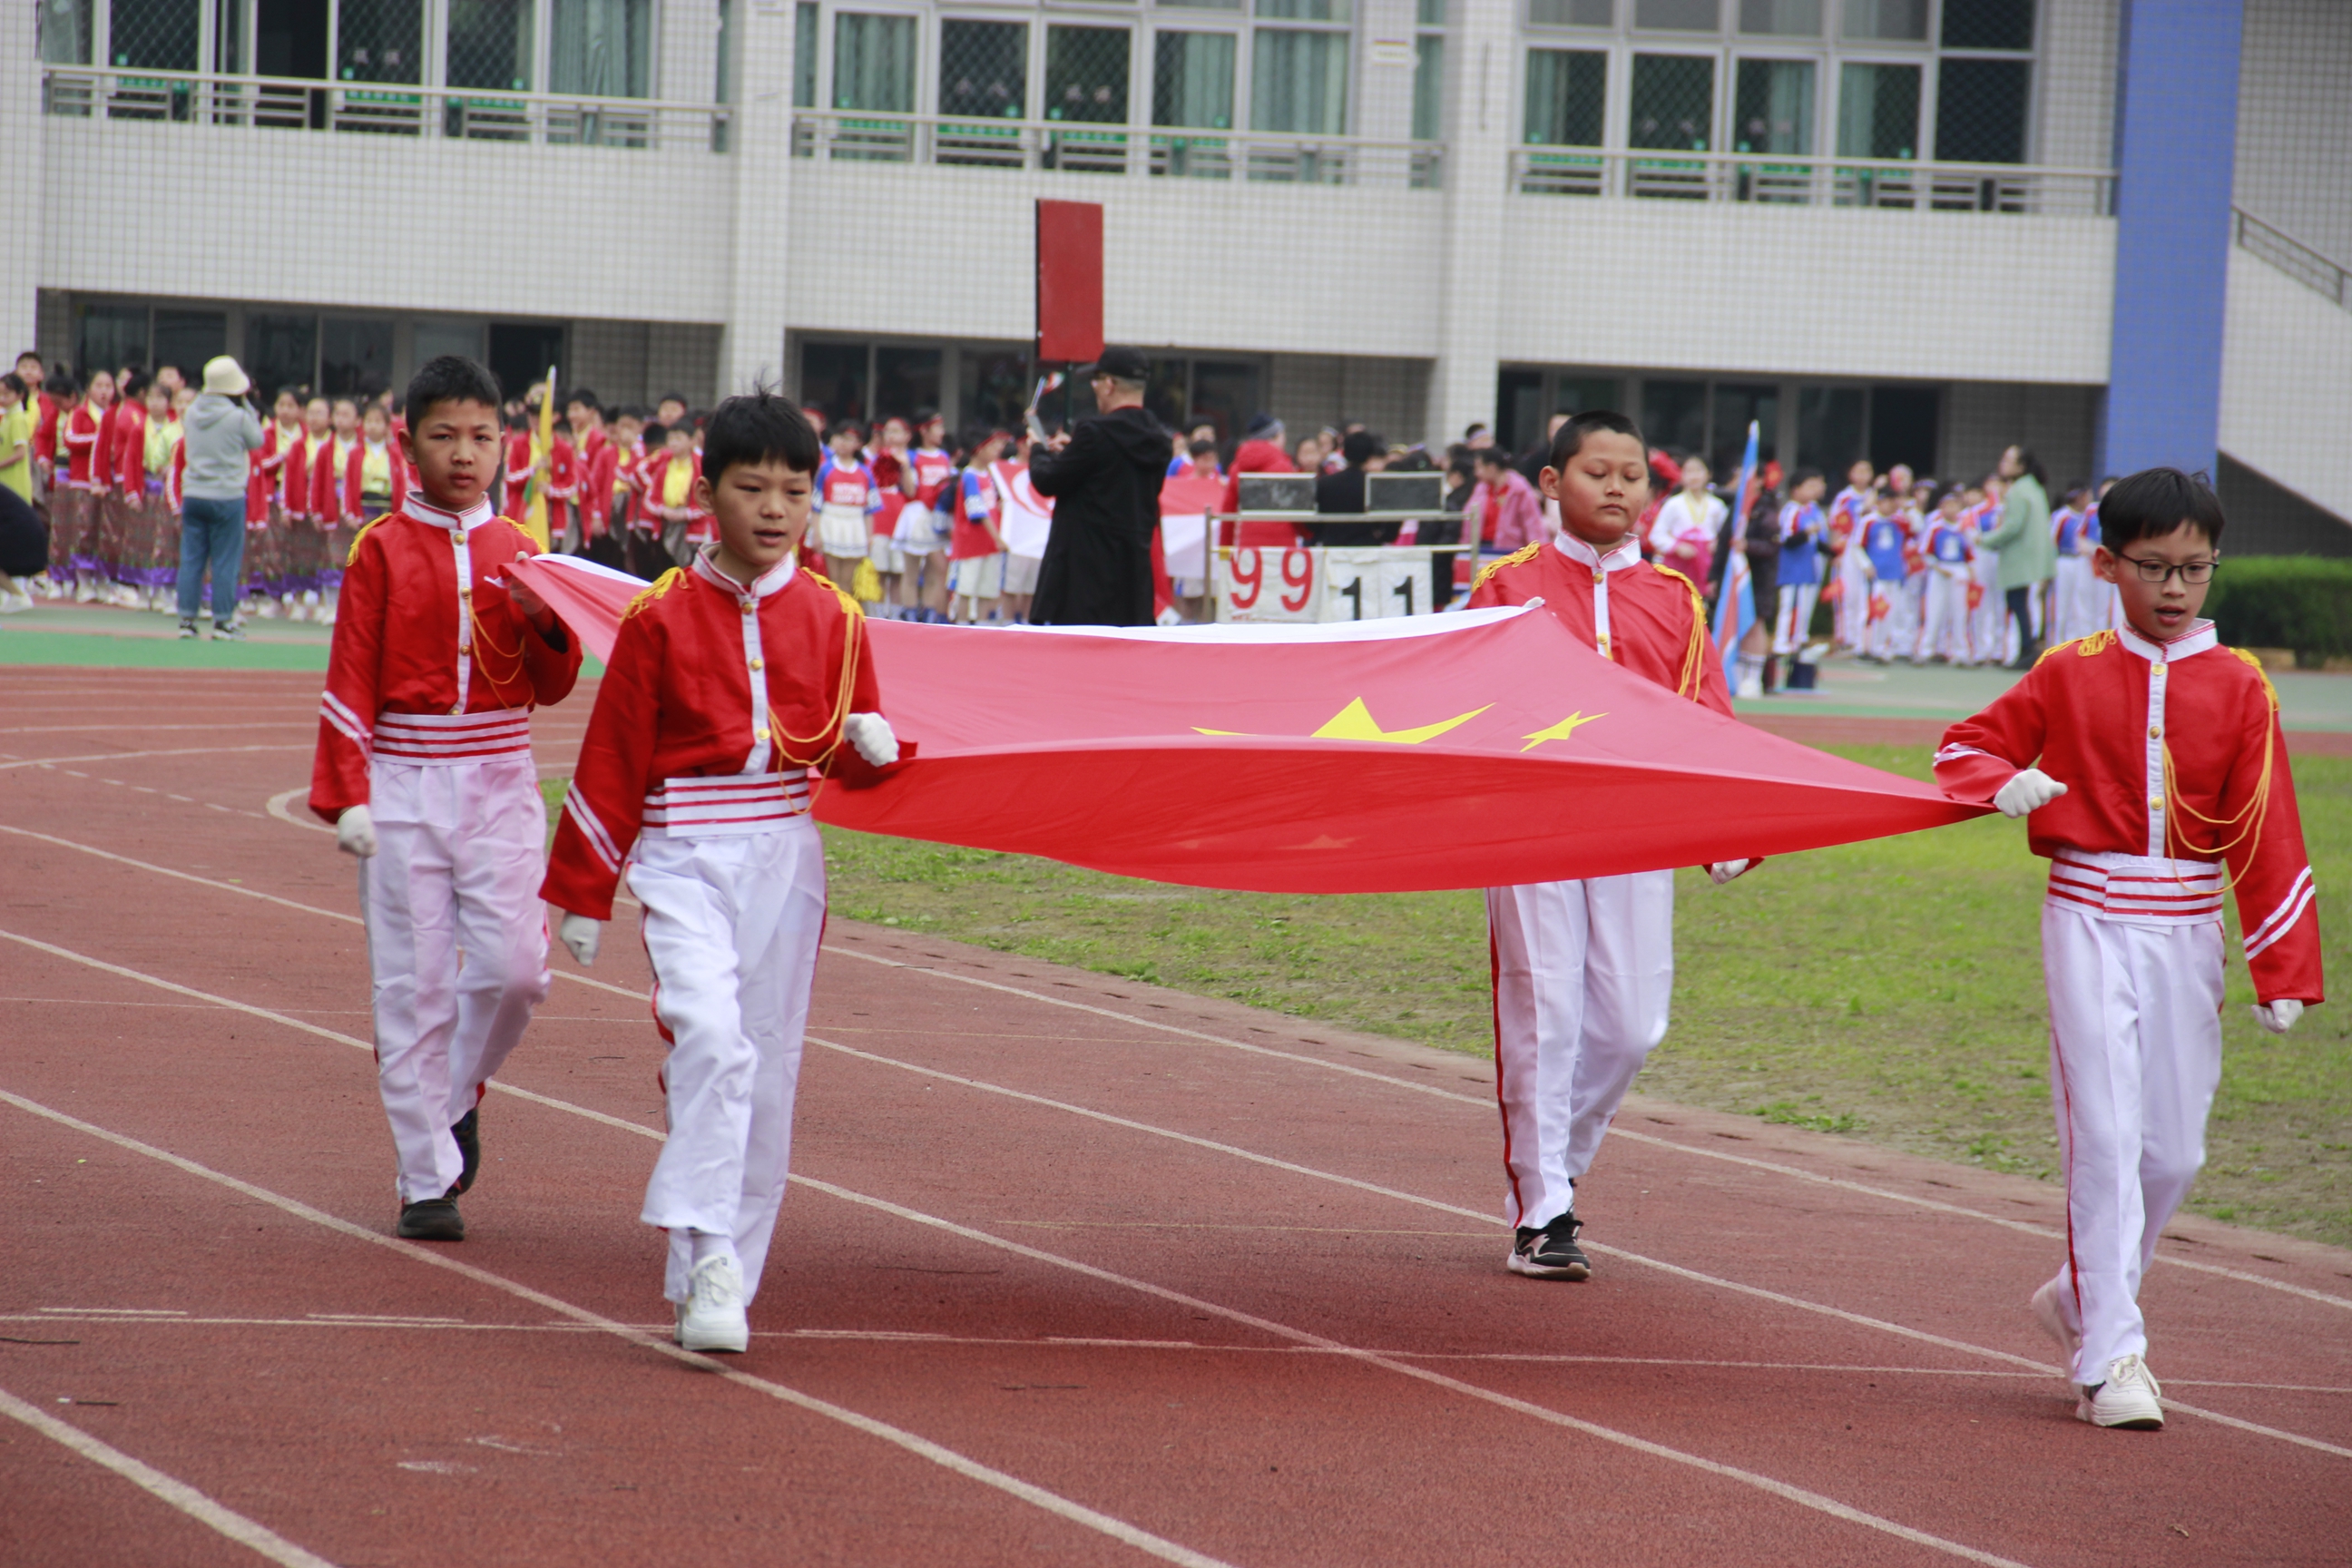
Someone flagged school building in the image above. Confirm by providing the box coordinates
[15,0,2350,547]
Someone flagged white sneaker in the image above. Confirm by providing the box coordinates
[2030,1278,2082,1373]
[2076,1354,2164,1429]
[676,1253,750,1353]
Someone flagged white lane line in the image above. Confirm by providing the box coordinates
[9,817,2332,1319]
[0,723,314,735]
[9,925,2348,1464]
[0,745,308,772]
[0,1382,341,1568]
[0,1089,1235,1568]
[18,1310,2342,1394]
[822,946,2352,1315]
[263,789,335,835]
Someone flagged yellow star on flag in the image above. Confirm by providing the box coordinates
[1519,710,1608,751]
[1311,697,1493,746]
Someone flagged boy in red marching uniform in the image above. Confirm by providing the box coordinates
[642,420,707,572]
[501,407,534,521]
[542,390,902,1353]
[1936,468,2321,1430]
[309,356,583,1242]
[1467,410,1755,1280]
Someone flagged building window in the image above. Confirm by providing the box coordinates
[1251,27,1347,133]
[1524,48,1605,146]
[338,0,422,83]
[1935,56,2028,162]
[1528,0,1613,24]
[1842,0,1926,41]
[320,317,397,397]
[832,12,916,113]
[1158,0,1242,12]
[1045,24,1131,123]
[446,0,534,92]
[551,0,652,98]
[1629,52,1711,150]
[1154,30,1235,129]
[1941,0,2034,52]
[1731,57,1812,154]
[941,20,1027,119]
[245,313,321,403]
[108,0,200,69]
[1642,379,1708,456]
[1735,0,1816,35]
[1633,0,1717,31]
[1836,61,1916,158]
[1411,34,1443,141]
[793,1,818,107]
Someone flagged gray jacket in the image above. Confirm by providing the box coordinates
[181,393,264,502]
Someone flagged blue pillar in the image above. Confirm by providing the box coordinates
[2102,0,2243,479]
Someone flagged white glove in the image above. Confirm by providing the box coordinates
[842,711,898,769]
[1993,769,2069,818]
[2252,999,2303,1035]
[558,912,603,969]
[1708,859,1752,886]
[336,804,377,858]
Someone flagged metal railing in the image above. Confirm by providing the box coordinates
[40,65,729,152]
[2235,207,2350,313]
[1510,146,2115,217]
[790,109,1445,188]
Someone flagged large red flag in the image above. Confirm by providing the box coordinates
[507,554,1982,894]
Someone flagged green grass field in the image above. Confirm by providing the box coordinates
[746,745,2352,1248]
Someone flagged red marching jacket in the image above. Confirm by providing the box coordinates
[1936,622,2322,1004]
[343,440,409,522]
[579,430,617,540]
[502,432,534,519]
[1467,533,1732,716]
[308,495,583,821]
[541,553,887,921]
[106,401,147,495]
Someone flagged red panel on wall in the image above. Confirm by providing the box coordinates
[1035,200,1105,365]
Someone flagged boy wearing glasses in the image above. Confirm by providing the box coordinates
[1934,467,2321,1430]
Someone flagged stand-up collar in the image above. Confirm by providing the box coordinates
[403,490,496,533]
[1552,530,1643,573]
[2117,619,2218,662]
[692,545,798,600]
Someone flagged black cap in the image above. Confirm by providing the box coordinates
[1083,345,1151,382]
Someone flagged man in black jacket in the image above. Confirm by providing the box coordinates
[1028,345,1166,626]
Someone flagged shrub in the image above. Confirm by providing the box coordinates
[2201,556,2352,667]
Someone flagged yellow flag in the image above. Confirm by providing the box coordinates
[519,366,555,551]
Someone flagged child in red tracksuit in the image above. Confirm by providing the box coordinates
[309,356,583,1242]
[541,391,902,1354]
[1936,467,2322,1430]
[1466,409,1755,1281]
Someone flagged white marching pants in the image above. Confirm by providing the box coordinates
[2052,556,2101,645]
[1917,569,1972,662]
[631,818,827,1306]
[1971,550,2005,660]
[1773,583,1818,655]
[1835,550,1871,651]
[1486,871,1676,1230]
[1866,576,1916,660]
[2038,905,2225,1385]
[359,756,551,1202]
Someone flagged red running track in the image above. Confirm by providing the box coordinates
[2,666,2347,1567]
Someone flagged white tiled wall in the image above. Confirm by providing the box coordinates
[2220,248,2352,523]
[1942,380,2102,494]
[2234,0,2352,264]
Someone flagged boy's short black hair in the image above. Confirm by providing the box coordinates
[1188,438,1216,457]
[1547,409,1645,471]
[702,389,822,485]
[658,389,687,408]
[642,422,668,446]
[1,373,24,398]
[1789,466,1822,489]
[564,387,600,414]
[2096,466,2226,551]
[828,419,864,443]
[50,371,79,399]
[406,356,502,428]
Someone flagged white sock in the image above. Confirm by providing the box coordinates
[688,1229,738,1271]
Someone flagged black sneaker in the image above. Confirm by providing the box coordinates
[450,1109,480,1195]
[397,1195,466,1241]
[1508,1212,1591,1280]
[177,618,198,639]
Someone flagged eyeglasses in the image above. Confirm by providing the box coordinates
[2113,554,2218,585]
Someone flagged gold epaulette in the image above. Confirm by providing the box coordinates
[622,567,683,619]
[2034,630,2116,666]
[345,515,388,567]
[1471,542,1542,593]
[801,565,865,619]
[2230,645,2282,711]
